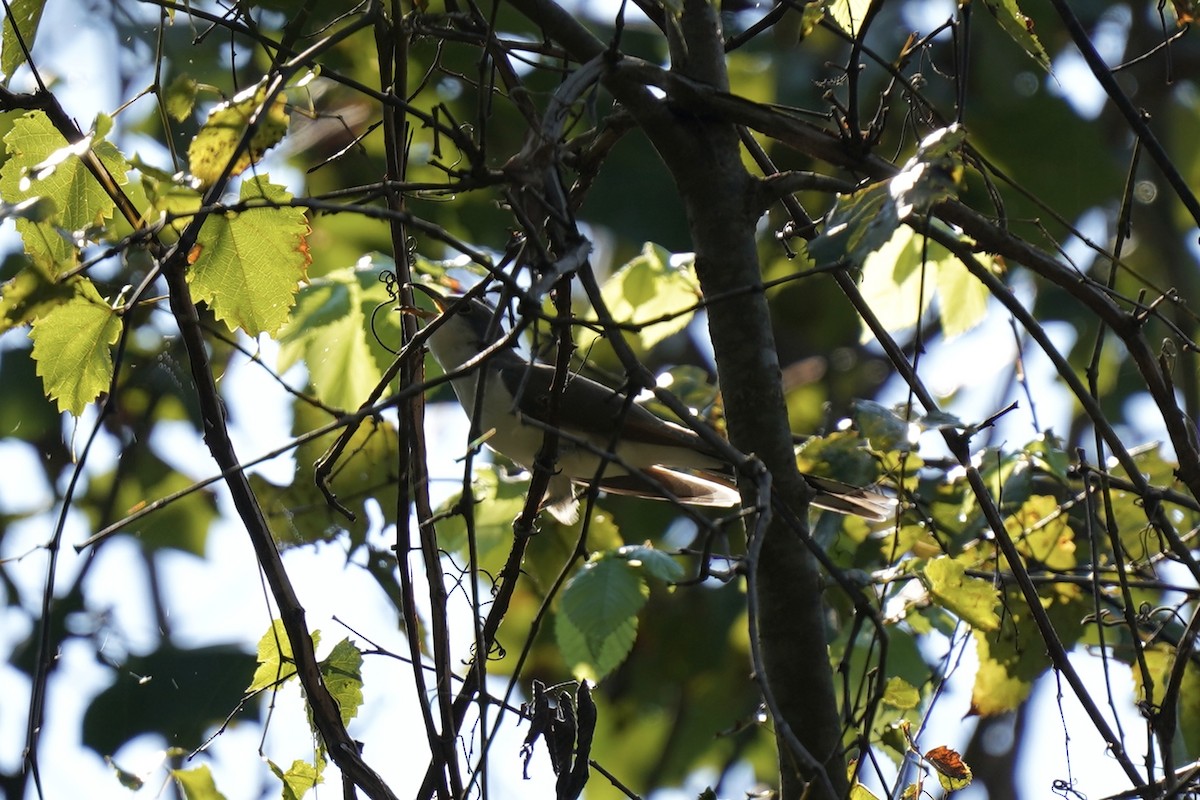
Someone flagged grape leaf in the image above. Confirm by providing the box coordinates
[188,175,309,336]
[0,110,129,234]
[248,618,319,692]
[188,82,289,187]
[28,281,120,415]
[557,556,648,679]
[277,260,401,410]
[321,639,364,727]
[582,242,700,353]
[269,756,325,800]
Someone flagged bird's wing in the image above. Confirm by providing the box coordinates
[595,466,740,507]
[497,360,721,455]
[804,475,896,521]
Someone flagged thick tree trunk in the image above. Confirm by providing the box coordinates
[506,1,849,795]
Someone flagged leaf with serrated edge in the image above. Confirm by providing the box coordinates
[269,757,325,800]
[28,282,119,415]
[561,557,649,643]
[188,83,289,187]
[0,111,129,235]
[248,619,320,692]
[188,176,309,336]
[321,639,364,726]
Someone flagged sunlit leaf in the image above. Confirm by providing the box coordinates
[882,676,921,710]
[188,175,310,336]
[585,242,700,353]
[171,765,228,800]
[269,756,325,800]
[321,639,364,727]
[188,82,289,187]
[1004,495,1077,572]
[165,73,200,122]
[249,619,319,692]
[28,281,120,415]
[981,0,1051,70]
[925,745,973,791]
[1,0,47,83]
[0,110,129,234]
[920,557,1000,632]
[558,555,648,679]
[826,0,874,36]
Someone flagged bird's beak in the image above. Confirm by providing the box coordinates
[398,283,448,320]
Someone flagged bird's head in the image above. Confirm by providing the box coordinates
[403,284,511,371]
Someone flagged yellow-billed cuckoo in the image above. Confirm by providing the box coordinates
[407,286,892,525]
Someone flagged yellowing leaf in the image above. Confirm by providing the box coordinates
[0,110,129,234]
[920,557,1000,632]
[826,0,874,36]
[189,176,309,336]
[28,282,120,415]
[1004,495,1077,572]
[165,73,200,122]
[188,83,289,188]
[925,745,973,792]
[248,619,320,692]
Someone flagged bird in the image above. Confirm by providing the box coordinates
[405,285,893,525]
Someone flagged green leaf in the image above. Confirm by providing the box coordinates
[882,676,921,710]
[171,765,228,800]
[920,557,1000,632]
[981,0,1051,71]
[0,260,78,333]
[935,253,991,339]
[558,556,647,679]
[28,281,120,415]
[616,544,684,582]
[1,0,47,83]
[188,82,289,188]
[277,260,401,409]
[188,175,309,336]
[812,126,965,268]
[83,645,255,756]
[0,110,129,234]
[165,73,200,122]
[585,242,700,352]
[556,604,639,682]
[269,756,325,800]
[84,451,217,555]
[249,619,319,692]
[321,638,364,727]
